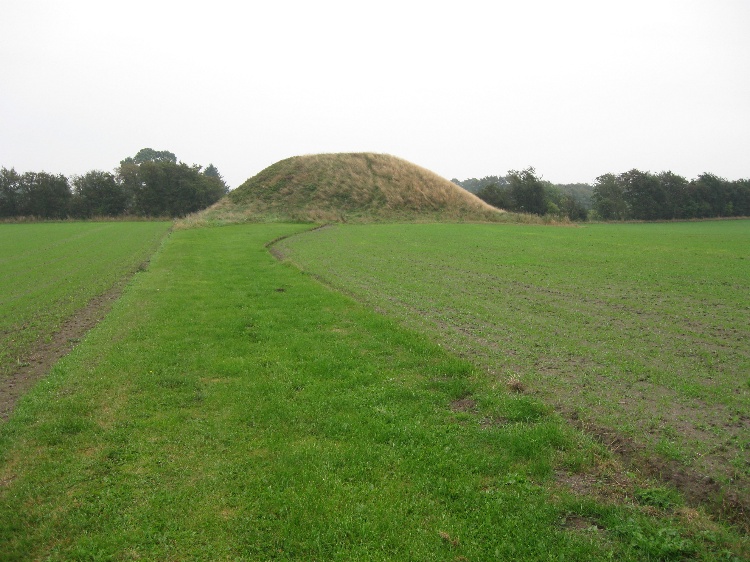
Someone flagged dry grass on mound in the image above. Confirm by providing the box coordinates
[185,153,517,225]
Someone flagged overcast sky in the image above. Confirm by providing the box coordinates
[2,1,748,189]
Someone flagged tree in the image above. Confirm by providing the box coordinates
[0,167,22,218]
[203,163,221,180]
[120,147,177,166]
[618,169,663,220]
[592,173,628,220]
[119,158,227,217]
[203,163,229,193]
[656,171,689,219]
[730,179,750,216]
[16,172,71,218]
[2,148,228,219]
[691,173,731,217]
[507,167,547,215]
[453,175,508,194]
[475,182,511,209]
[457,167,747,222]
[554,183,594,209]
[71,170,127,218]
[559,194,588,221]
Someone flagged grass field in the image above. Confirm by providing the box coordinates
[278,221,750,517]
[0,222,171,384]
[2,223,746,559]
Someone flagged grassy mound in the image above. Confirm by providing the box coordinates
[196,153,505,223]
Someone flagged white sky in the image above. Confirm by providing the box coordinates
[1,1,748,188]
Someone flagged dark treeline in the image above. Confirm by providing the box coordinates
[453,176,509,194]
[0,148,228,220]
[453,169,590,221]
[454,168,749,221]
[592,170,750,221]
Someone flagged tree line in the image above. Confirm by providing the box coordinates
[453,169,590,221]
[0,148,228,219]
[591,170,749,220]
[455,168,749,221]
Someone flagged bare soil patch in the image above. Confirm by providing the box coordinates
[559,513,605,532]
[565,410,750,531]
[450,397,477,413]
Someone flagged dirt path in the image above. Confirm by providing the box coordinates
[1,277,130,421]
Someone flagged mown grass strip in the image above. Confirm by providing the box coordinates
[0,224,745,560]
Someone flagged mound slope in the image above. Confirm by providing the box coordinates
[203,153,504,223]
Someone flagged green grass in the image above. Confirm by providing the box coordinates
[2,223,744,559]
[278,221,750,506]
[0,222,171,379]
